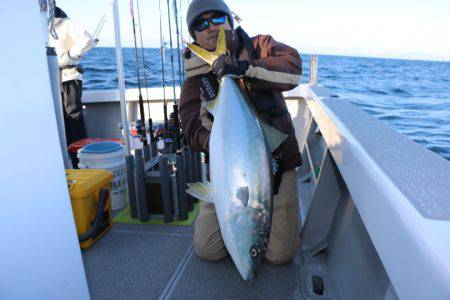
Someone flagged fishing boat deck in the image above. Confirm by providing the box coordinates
[78,84,450,299]
[81,172,316,299]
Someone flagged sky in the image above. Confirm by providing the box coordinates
[57,0,450,61]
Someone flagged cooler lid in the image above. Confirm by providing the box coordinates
[66,169,113,198]
[81,142,123,154]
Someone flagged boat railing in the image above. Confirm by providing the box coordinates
[292,65,450,299]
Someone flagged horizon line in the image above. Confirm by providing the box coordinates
[91,46,450,63]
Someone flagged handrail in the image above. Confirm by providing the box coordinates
[299,84,450,299]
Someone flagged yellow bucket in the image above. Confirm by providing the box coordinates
[66,169,113,249]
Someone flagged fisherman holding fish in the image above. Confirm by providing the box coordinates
[48,1,97,146]
[180,0,303,272]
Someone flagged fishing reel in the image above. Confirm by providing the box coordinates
[168,160,177,174]
[129,120,146,141]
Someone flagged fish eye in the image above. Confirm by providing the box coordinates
[249,246,260,258]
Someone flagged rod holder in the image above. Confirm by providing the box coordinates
[184,147,194,211]
[125,155,138,218]
[177,152,189,220]
[195,151,202,183]
[159,155,174,223]
[134,149,149,222]
[151,140,158,159]
[143,144,151,162]
[170,167,179,220]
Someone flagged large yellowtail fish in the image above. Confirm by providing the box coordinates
[186,29,287,281]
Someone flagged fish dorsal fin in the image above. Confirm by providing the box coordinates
[186,28,227,66]
[187,182,214,203]
[261,122,288,152]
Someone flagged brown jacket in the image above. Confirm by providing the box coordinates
[179,28,302,171]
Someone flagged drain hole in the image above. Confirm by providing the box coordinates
[312,275,325,295]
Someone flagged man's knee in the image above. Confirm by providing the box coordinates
[194,238,227,262]
[194,227,227,261]
[193,201,228,261]
[265,246,298,265]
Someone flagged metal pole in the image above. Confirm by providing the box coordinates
[113,0,131,156]
[309,55,318,86]
[46,47,72,169]
[113,0,136,215]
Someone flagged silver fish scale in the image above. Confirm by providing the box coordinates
[209,76,273,281]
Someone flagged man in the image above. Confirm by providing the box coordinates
[48,4,97,146]
[180,0,302,264]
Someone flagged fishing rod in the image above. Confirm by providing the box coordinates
[166,0,182,151]
[135,0,154,143]
[179,0,183,44]
[187,0,192,43]
[129,0,149,151]
[172,0,183,86]
[172,0,184,149]
[178,0,186,81]
[159,0,169,142]
[92,0,113,40]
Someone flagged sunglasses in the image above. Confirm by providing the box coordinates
[193,14,227,32]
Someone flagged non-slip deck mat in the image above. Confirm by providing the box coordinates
[113,202,200,226]
[82,230,192,300]
[167,253,302,299]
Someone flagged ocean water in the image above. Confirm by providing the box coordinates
[81,48,450,161]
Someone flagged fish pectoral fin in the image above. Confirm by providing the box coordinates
[236,186,250,207]
[186,182,214,203]
[186,28,227,66]
[261,122,289,152]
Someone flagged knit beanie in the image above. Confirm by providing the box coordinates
[186,0,234,39]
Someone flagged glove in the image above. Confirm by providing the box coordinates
[212,54,249,80]
[225,29,240,55]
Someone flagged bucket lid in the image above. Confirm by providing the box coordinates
[81,142,123,154]
[68,138,124,153]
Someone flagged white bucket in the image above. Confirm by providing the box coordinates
[77,142,128,211]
